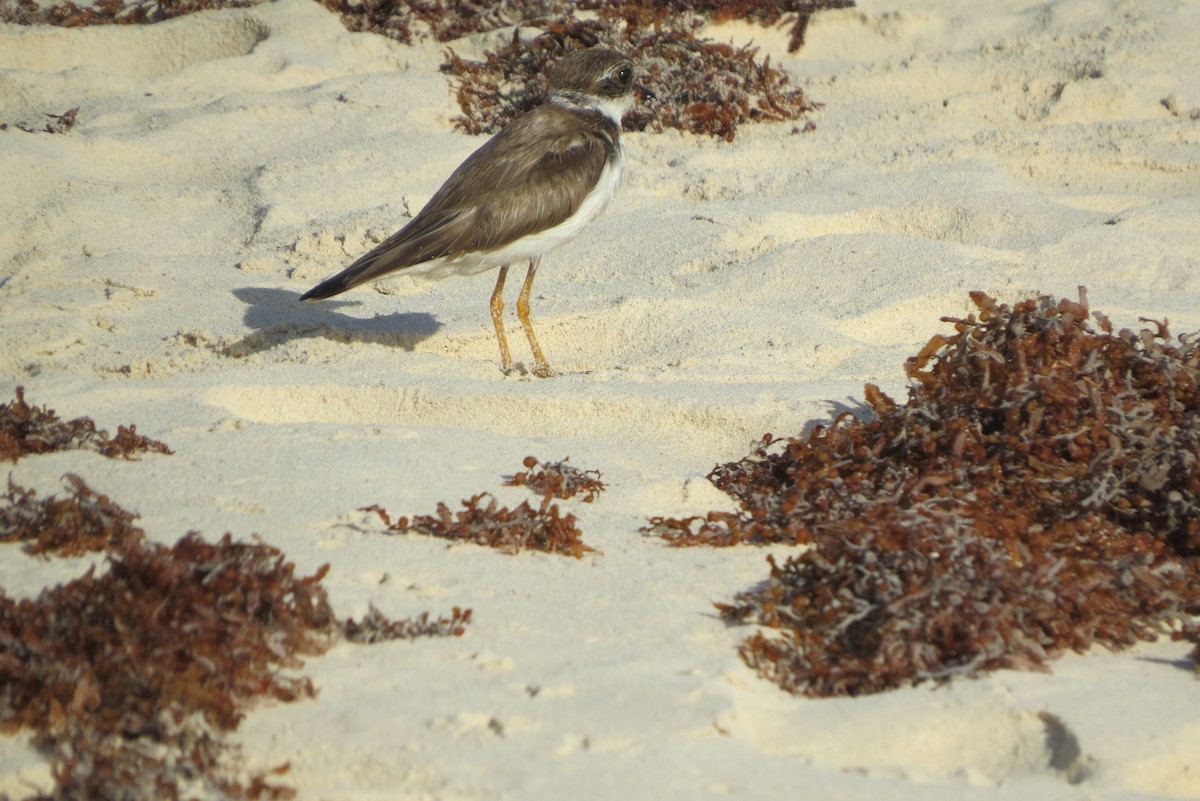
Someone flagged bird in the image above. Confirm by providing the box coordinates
[300,46,650,378]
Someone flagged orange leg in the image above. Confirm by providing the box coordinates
[490,265,513,374]
[517,258,553,378]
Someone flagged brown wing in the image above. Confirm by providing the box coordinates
[300,105,616,301]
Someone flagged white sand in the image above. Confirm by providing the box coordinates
[3,0,1200,797]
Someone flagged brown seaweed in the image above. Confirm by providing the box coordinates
[343,604,472,643]
[1,527,337,799]
[0,474,144,556]
[441,11,819,140]
[0,0,258,25]
[315,0,852,51]
[316,0,563,44]
[357,454,599,557]
[362,491,594,558]
[649,289,1200,696]
[0,470,470,798]
[0,386,172,463]
[0,107,79,134]
[648,0,857,53]
[314,0,848,139]
[503,455,607,503]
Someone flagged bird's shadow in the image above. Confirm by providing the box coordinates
[225,287,441,358]
[1136,654,1198,675]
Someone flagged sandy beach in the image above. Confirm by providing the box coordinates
[3,0,1200,797]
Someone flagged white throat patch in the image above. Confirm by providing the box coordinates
[551,90,632,127]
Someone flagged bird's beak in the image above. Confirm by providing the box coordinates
[635,83,656,103]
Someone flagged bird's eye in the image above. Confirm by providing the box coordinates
[617,67,631,84]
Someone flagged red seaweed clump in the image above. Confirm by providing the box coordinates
[359,455,602,557]
[644,0,857,53]
[0,107,79,134]
[343,604,473,643]
[441,10,820,141]
[0,386,172,462]
[1,528,338,799]
[314,0,849,139]
[363,492,594,558]
[649,290,1200,696]
[0,472,472,798]
[504,455,607,503]
[316,0,561,44]
[0,474,145,556]
[316,0,850,51]
[0,0,258,25]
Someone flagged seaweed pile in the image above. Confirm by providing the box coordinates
[317,0,848,52]
[640,0,857,53]
[0,392,470,799]
[317,0,853,140]
[318,0,561,43]
[503,455,606,502]
[0,483,337,799]
[0,107,78,134]
[362,455,604,557]
[439,3,826,141]
[363,493,594,558]
[0,474,144,556]
[343,604,472,643]
[1,386,172,463]
[649,290,1200,696]
[0,0,257,25]
[0,474,473,799]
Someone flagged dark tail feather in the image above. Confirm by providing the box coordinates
[299,249,397,301]
[299,208,469,301]
[299,223,456,301]
[300,269,356,301]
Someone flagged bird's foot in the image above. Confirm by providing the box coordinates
[497,358,555,378]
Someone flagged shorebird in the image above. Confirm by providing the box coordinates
[300,46,649,377]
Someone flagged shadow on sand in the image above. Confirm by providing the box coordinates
[223,287,442,358]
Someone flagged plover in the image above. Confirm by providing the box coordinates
[300,47,649,378]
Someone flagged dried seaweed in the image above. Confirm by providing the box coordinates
[316,0,851,50]
[362,492,593,557]
[0,526,337,799]
[441,11,820,140]
[0,475,144,556]
[312,0,845,139]
[720,508,1193,697]
[313,0,415,42]
[668,0,855,53]
[41,107,78,133]
[343,603,472,643]
[358,455,600,557]
[504,455,607,502]
[0,468,475,797]
[0,107,79,134]
[315,0,565,44]
[0,0,259,26]
[649,289,1200,696]
[585,0,855,53]
[0,386,172,463]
